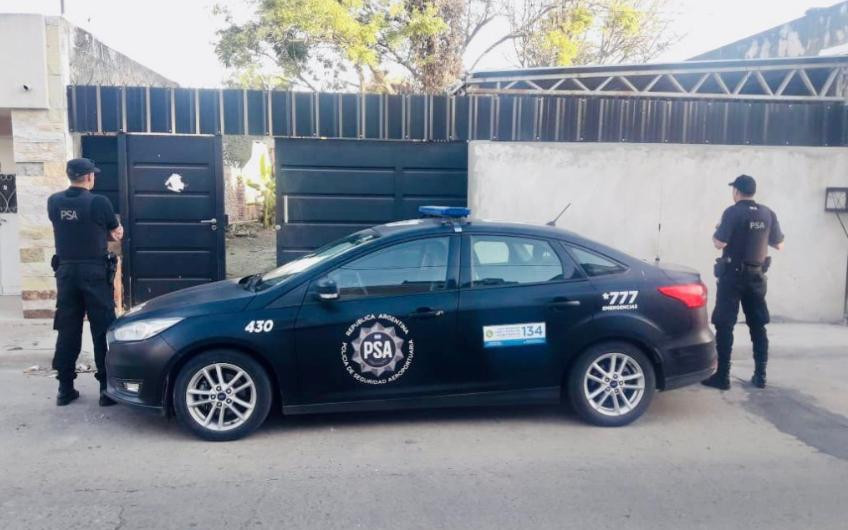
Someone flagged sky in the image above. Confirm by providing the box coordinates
[0,0,841,87]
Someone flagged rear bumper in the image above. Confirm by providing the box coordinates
[659,331,717,390]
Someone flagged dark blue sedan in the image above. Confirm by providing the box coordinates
[106,207,716,441]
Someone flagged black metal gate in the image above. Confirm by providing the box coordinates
[82,136,120,213]
[275,139,467,264]
[84,134,226,306]
[121,134,226,305]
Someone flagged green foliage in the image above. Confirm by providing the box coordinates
[216,0,450,91]
[512,0,673,68]
[607,1,642,36]
[537,5,594,66]
[250,152,275,228]
[214,0,674,92]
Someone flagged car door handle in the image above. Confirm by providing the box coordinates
[548,297,581,309]
[408,307,445,319]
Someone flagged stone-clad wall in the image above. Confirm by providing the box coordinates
[12,17,175,318]
[14,17,74,319]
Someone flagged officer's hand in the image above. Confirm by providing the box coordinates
[109,225,124,242]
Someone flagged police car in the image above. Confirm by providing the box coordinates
[106,207,716,441]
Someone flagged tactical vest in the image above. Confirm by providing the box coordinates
[47,188,108,261]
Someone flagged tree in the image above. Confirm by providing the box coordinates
[215,0,448,92]
[214,0,674,93]
[503,0,674,69]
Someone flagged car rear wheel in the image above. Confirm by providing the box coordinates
[173,350,272,441]
[567,342,656,427]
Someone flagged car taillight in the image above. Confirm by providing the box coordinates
[658,283,708,309]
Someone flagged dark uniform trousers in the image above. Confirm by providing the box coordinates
[53,262,116,385]
[711,267,770,367]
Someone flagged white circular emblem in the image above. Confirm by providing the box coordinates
[341,314,414,385]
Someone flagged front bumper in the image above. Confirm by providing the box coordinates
[659,329,717,390]
[105,334,175,413]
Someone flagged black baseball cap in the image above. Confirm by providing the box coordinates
[66,158,100,179]
[729,174,756,195]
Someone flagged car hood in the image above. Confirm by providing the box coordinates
[124,279,255,320]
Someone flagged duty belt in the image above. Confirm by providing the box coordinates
[58,258,105,264]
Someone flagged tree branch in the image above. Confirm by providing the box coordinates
[464,0,496,47]
[469,2,562,71]
[296,73,318,92]
[468,32,520,72]
[376,41,420,80]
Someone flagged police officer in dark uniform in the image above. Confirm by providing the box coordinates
[703,175,784,391]
[48,158,123,406]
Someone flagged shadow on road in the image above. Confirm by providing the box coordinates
[741,380,848,462]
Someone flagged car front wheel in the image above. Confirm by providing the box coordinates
[567,342,656,427]
[173,350,272,441]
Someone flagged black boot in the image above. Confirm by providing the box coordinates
[750,329,768,389]
[56,380,80,406]
[751,362,767,389]
[98,377,116,407]
[702,353,731,391]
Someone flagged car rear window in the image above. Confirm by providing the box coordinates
[567,245,627,277]
[470,236,570,287]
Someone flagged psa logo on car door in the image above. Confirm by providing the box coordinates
[341,314,414,385]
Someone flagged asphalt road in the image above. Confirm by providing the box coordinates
[1,321,847,530]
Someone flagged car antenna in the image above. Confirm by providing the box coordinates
[546,203,571,227]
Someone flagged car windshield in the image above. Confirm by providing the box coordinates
[254,230,378,290]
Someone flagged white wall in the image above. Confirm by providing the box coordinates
[469,142,848,323]
[0,110,21,295]
[0,14,48,109]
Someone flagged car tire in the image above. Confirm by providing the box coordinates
[567,342,656,427]
[173,350,273,442]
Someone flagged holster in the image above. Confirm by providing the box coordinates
[714,257,730,278]
[762,256,772,273]
[50,255,60,272]
[741,261,765,285]
[105,252,118,284]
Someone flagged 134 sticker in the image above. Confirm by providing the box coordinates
[483,322,546,348]
[602,291,639,311]
[244,320,274,333]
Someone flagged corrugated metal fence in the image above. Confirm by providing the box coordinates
[68,86,847,147]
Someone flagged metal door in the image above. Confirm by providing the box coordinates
[121,134,226,305]
[275,138,468,264]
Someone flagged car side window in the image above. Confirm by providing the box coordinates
[469,235,573,287]
[326,237,450,298]
[568,245,627,277]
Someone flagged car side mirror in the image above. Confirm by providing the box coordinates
[315,279,339,302]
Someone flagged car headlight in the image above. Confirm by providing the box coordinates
[112,317,183,342]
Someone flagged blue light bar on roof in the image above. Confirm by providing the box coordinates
[418,205,471,218]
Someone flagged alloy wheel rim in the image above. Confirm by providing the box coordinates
[583,352,646,417]
[186,363,257,431]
